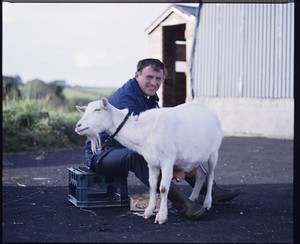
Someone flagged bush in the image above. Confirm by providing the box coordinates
[3,99,85,152]
[2,84,114,153]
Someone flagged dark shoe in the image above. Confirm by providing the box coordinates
[168,182,205,220]
[200,181,241,203]
[199,183,241,203]
[211,187,241,203]
[169,205,185,216]
[185,176,241,203]
[169,205,205,220]
[181,203,206,220]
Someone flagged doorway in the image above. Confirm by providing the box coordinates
[162,24,187,107]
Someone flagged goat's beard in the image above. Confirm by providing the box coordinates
[87,134,101,155]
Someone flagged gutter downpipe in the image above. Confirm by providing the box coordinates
[190,0,203,99]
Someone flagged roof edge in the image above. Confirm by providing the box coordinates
[145,4,197,35]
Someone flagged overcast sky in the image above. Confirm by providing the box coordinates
[3,2,176,88]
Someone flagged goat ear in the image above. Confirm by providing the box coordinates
[101,98,109,110]
[76,105,86,113]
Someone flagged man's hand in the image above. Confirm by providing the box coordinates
[173,167,199,182]
[173,170,186,182]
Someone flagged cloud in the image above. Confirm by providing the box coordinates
[3,2,172,87]
[72,47,125,69]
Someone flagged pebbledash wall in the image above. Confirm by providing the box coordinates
[190,3,294,139]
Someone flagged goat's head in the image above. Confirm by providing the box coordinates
[75,98,111,154]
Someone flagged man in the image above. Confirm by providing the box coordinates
[85,58,241,219]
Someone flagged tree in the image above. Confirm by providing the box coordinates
[2,75,23,100]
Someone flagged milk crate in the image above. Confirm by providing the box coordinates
[68,167,129,208]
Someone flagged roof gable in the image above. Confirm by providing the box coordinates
[145,4,198,35]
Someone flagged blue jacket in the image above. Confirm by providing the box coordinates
[85,78,159,168]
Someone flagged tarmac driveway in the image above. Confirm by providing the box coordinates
[2,137,294,243]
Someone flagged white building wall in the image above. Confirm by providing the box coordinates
[195,97,294,139]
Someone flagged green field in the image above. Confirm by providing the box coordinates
[63,86,117,101]
[3,85,118,152]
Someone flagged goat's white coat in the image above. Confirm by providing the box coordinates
[75,98,223,224]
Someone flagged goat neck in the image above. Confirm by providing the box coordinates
[108,106,147,153]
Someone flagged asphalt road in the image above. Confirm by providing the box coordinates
[2,137,294,243]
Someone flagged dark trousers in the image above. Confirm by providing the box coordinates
[90,148,150,187]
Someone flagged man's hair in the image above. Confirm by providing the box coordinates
[136,58,167,77]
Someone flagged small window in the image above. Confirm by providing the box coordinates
[175,40,186,45]
[175,61,186,73]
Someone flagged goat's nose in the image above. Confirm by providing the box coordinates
[76,122,81,128]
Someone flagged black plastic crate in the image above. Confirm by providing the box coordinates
[68,167,129,208]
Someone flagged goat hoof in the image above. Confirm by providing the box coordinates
[154,214,167,224]
[205,205,211,210]
[144,210,155,219]
[159,220,167,225]
[203,200,212,210]
[154,218,167,224]
[143,214,153,219]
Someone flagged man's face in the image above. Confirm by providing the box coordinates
[135,66,164,96]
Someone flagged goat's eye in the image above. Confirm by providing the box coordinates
[94,109,101,112]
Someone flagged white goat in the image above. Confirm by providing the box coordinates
[75,98,223,224]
